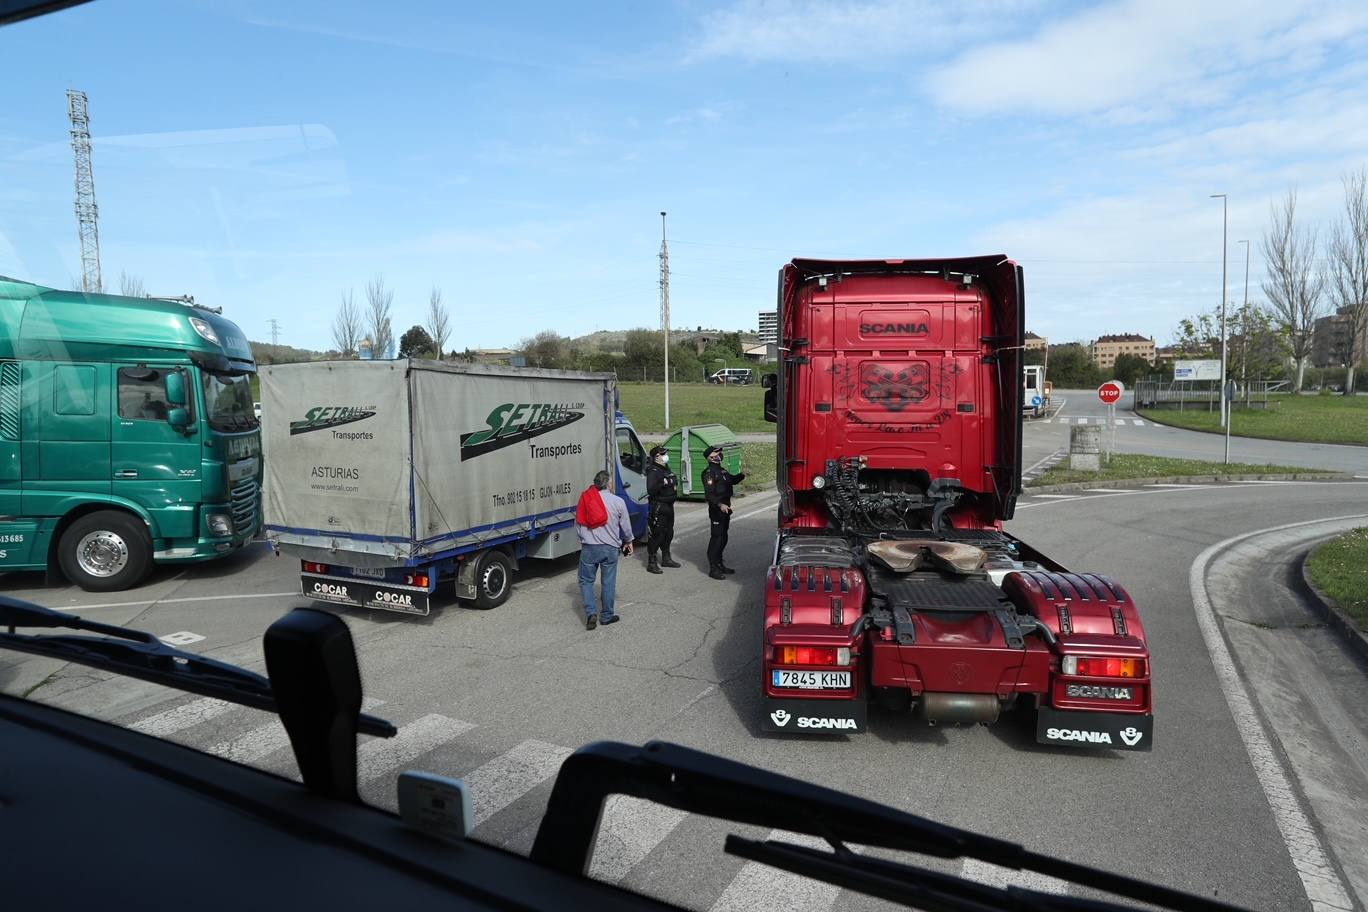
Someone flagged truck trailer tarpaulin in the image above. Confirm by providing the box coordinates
[261,359,619,562]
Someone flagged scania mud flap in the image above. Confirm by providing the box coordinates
[762,697,866,734]
[1036,707,1153,752]
[301,574,431,617]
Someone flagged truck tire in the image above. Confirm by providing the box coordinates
[58,511,153,592]
[471,549,513,610]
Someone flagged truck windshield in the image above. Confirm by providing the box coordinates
[204,371,257,431]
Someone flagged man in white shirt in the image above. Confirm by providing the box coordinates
[576,469,635,630]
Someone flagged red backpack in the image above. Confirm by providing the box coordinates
[575,486,609,528]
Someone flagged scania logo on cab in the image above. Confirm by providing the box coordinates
[859,322,930,335]
[460,402,586,460]
[290,406,377,435]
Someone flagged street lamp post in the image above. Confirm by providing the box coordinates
[1210,194,1229,432]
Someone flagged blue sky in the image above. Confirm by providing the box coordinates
[4,0,1368,352]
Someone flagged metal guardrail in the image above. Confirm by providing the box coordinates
[1135,378,1288,410]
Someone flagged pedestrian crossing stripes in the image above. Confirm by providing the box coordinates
[114,693,1086,910]
[1040,417,1148,425]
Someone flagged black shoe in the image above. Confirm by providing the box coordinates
[585,614,598,630]
[709,568,727,580]
[600,614,621,625]
[660,554,682,568]
[720,565,737,574]
[647,559,663,574]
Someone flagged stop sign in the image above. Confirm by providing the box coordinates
[1098,380,1124,404]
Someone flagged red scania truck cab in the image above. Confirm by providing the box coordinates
[760,256,1152,750]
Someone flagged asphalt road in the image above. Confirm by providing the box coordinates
[3,475,1367,910]
[1026,390,1368,475]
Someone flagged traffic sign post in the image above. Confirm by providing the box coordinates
[1223,380,1236,464]
[1098,381,1124,465]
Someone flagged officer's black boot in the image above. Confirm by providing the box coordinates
[660,551,681,568]
[709,566,727,580]
[647,550,663,574]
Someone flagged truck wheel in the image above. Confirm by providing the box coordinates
[58,511,153,592]
[471,550,513,610]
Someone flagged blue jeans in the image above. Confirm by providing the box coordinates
[578,544,620,621]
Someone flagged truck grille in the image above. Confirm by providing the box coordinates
[230,479,258,533]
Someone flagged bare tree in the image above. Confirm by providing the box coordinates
[119,270,145,297]
[332,289,363,358]
[365,275,395,360]
[1328,168,1368,394]
[425,286,451,359]
[1260,189,1324,391]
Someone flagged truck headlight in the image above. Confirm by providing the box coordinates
[811,475,826,489]
[207,513,233,536]
[189,317,221,345]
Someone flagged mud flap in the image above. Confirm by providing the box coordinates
[762,697,867,734]
[1037,707,1153,751]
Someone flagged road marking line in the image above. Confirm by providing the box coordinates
[1031,494,1078,499]
[208,721,292,764]
[590,795,688,883]
[1143,483,1210,488]
[710,830,842,912]
[1191,517,1365,912]
[206,697,383,765]
[159,631,204,645]
[51,591,299,611]
[131,696,235,737]
[1132,419,1145,425]
[1083,488,1138,493]
[466,739,572,827]
[1023,449,1064,477]
[960,858,1069,895]
[358,713,475,785]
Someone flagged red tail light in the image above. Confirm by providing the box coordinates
[775,646,851,666]
[302,561,328,574]
[1064,656,1146,678]
[405,573,430,588]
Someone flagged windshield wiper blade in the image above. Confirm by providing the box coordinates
[0,597,395,738]
[728,836,1143,912]
[531,741,1250,912]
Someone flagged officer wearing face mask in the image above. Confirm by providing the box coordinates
[702,444,745,580]
[644,445,680,574]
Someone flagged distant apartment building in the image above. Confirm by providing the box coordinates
[1091,334,1156,370]
[758,311,778,346]
[1311,305,1368,367]
[1024,331,1048,352]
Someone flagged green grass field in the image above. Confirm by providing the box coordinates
[736,442,777,494]
[1033,453,1329,486]
[618,382,772,434]
[1307,528,1368,630]
[1138,395,1368,446]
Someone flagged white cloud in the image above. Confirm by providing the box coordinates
[664,105,730,126]
[687,0,1036,64]
[970,174,1354,345]
[924,0,1368,117]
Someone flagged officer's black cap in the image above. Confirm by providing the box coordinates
[704,445,723,458]
[649,445,667,458]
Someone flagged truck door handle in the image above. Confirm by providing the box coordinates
[115,470,139,479]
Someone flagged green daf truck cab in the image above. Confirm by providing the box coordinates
[0,276,262,591]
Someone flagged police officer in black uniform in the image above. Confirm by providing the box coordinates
[702,444,745,580]
[644,445,681,574]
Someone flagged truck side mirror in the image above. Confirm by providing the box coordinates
[165,370,186,406]
[167,407,190,432]
[763,387,777,423]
